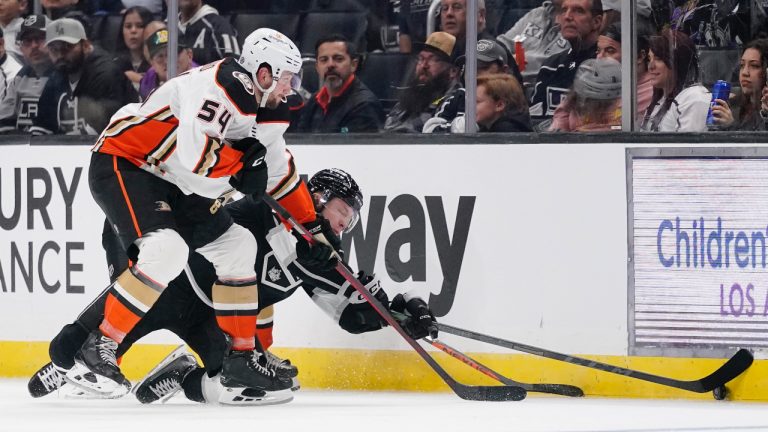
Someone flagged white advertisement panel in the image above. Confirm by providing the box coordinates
[630,149,768,356]
[1,143,629,354]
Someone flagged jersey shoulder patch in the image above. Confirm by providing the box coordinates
[215,58,258,115]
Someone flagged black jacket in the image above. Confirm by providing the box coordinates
[31,48,139,135]
[480,113,532,132]
[179,5,239,66]
[296,76,384,133]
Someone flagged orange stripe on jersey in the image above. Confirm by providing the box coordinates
[113,156,143,238]
[96,108,179,165]
[193,136,244,178]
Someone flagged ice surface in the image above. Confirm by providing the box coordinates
[1,379,767,432]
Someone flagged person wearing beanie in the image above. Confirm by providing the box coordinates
[549,57,622,131]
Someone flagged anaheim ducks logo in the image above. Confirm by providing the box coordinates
[232,71,255,95]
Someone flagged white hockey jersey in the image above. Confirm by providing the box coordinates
[92,57,315,223]
[640,85,711,132]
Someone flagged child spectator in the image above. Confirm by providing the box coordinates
[113,6,152,90]
[640,29,710,132]
[710,38,768,131]
[138,28,195,100]
[475,73,531,131]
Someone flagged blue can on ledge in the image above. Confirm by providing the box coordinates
[706,80,731,127]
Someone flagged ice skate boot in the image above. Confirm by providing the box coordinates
[134,346,198,404]
[220,350,293,391]
[73,331,130,394]
[28,362,68,398]
[264,350,300,391]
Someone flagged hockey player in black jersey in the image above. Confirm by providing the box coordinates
[28,169,438,405]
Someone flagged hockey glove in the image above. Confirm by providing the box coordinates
[229,141,268,200]
[390,294,438,340]
[295,226,338,273]
[304,215,344,261]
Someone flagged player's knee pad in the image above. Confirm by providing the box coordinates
[198,223,257,279]
[134,228,189,285]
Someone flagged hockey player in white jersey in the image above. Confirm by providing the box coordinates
[75,28,317,396]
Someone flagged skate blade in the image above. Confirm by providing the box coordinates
[65,363,130,397]
[218,387,294,406]
[62,383,130,400]
[132,345,189,396]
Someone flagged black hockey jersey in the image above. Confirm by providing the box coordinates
[161,197,386,335]
[178,4,240,66]
[528,43,596,123]
[30,48,138,135]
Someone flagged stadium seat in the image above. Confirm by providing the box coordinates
[231,13,301,46]
[298,11,368,56]
[91,14,123,54]
[300,57,319,95]
[270,0,312,13]
[357,52,412,111]
[307,0,371,11]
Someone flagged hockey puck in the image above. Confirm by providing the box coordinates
[712,385,727,400]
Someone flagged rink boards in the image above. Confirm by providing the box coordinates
[1,137,768,400]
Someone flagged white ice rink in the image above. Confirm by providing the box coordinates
[2,379,768,432]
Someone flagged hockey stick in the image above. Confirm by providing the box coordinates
[438,323,753,393]
[424,336,584,397]
[263,195,526,402]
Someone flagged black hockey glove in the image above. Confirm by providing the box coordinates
[390,294,438,340]
[295,218,340,273]
[229,140,268,200]
[304,215,344,260]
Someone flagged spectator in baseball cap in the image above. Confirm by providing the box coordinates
[0,14,52,133]
[138,28,196,100]
[31,17,138,135]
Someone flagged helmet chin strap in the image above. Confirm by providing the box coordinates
[254,78,277,108]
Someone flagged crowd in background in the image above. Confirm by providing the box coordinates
[1,0,768,136]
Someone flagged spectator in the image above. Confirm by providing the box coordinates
[138,28,195,100]
[398,0,433,53]
[0,14,53,132]
[0,0,27,61]
[599,0,651,31]
[710,38,768,131]
[42,0,86,19]
[596,20,620,61]
[639,29,710,132]
[30,17,138,135]
[113,6,153,90]
[177,0,238,66]
[497,0,570,96]
[0,28,21,102]
[549,57,621,131]
[424,38,529,132]
[440,0,492,55]
[384,31,460,133]
[475,73,530,131]
[89,0,164,14]
[295,34,383,133]
[635,17,655,123]
[529,0,603,125]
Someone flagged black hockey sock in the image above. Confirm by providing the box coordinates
[182,367,207,403]
[49,322,90,369]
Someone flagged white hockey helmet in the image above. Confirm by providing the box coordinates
[238,28,302,105]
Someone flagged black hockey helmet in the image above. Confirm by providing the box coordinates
[308,168,363,233]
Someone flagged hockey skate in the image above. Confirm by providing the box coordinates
[133,345,198,404]
[220,349,294,391]
[218,385,294,406]
[264,350,300,391]
[73,331,131,395]
[28,362,67,398]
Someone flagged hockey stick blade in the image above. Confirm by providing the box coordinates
[262,196,525,402]
[426,337,583,397]
[438,323,753,393]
